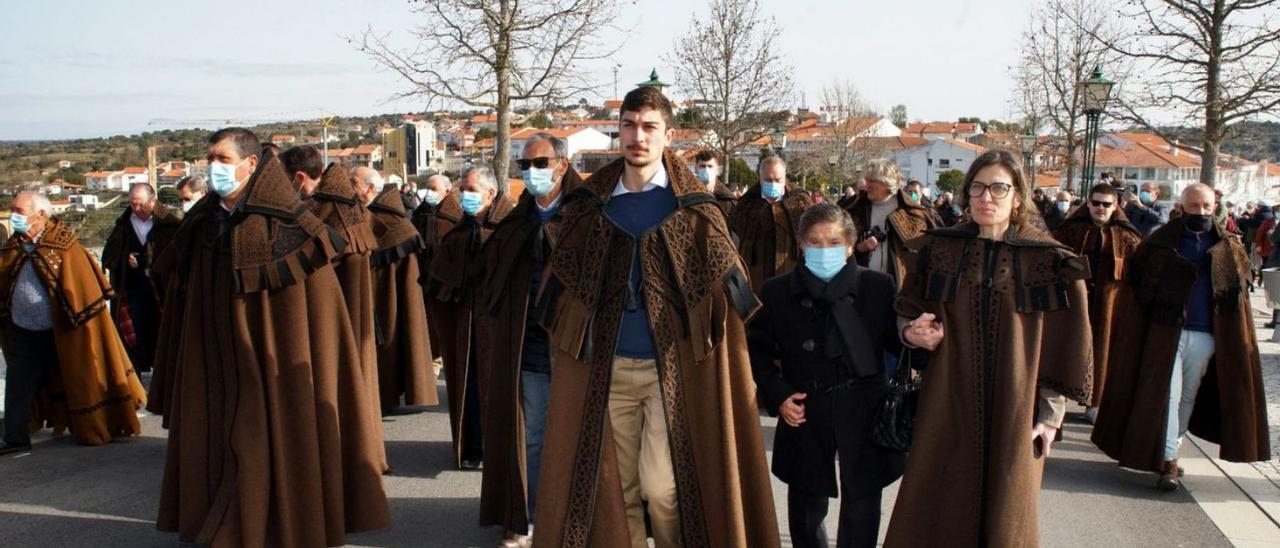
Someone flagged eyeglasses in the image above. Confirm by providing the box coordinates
[967,182,1012,199]
[1090,200,1115,208]
[516,156,557,170]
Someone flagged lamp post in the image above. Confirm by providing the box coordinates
[1079,66,1115,197]
[1020,129,1037,186]
[828,154,840,195]
[771,127,788,161]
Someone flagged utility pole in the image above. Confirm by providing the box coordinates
[613,64,621,100]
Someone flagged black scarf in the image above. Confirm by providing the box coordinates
[797,261,881,379]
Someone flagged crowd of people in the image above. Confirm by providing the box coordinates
[0,84,1273,548]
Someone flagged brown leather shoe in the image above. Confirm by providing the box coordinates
[1157,459,1180,491]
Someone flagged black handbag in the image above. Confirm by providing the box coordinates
[869,349,922,452]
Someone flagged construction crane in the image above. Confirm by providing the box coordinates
[148,108,341,164]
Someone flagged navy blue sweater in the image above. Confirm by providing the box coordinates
[605,187,678,359]
[1178,228,1220,333]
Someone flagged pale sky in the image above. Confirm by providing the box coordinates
[0,0,1033,140]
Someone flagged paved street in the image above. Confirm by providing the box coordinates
[0,290,1277,546]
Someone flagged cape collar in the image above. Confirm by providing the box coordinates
[312,163,359,205]
[368,185,409,218]
[573,149,710,208]
[928,220,1067,249]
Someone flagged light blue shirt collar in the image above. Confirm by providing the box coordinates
[612,162,669,197]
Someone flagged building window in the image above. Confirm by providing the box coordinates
[1143,168,1156,179]
[939,159,951,169]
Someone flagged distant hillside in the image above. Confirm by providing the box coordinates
[1158,121,1280,163]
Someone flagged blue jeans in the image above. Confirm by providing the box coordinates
[522,369,551,521]
[1164,330,1216,460]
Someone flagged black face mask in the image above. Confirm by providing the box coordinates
[1185,213,1213,232]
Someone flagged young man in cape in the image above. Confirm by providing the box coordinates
[531,86,779,548]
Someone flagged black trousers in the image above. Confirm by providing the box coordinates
[462,353,483,461]
[787,484,882,548]
[2,324,57,446]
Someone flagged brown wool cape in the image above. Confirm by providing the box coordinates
[427,192,515,466]
[101,202,181,366]
[1091,217,1271,472]
[884,221,1093,548]
[531,150,780,548]
[712,181,738,219]
[367,185,437,412]
[845,189,942,288]
[728,182,809,293]
[154,155,388,548]
[413,192,463,358]
[474,168,583,535]
[306,163,389,470]
[0,220,147,445]
[1052,205,1141,406]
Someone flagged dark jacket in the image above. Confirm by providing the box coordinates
[844,189,942,288]
[748,260,904,498]
[1124,201,1170,237]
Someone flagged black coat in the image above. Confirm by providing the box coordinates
[748,260,905,498]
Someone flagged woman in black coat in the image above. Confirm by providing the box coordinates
[748,203,906,548]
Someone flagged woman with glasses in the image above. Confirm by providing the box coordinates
[1051,183,1142,423]
[884,150,1093,547]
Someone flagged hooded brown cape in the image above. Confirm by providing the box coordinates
[368,185,437,412]
[531,150,779,548]
[427,192,515,466]
[885,221,1093,548]
[728,182,809,293]
[845,189,942,288]
[101,201,181,371]
[306,163,389,470]
[413,192,463,358]
[1052,205,1142,406]
[0,219,146,445]
[712,181,738,218]
[154,155,388,547]
[474,169,583,535]
[1091,217,1271,471]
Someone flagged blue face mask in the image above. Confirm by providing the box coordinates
[1139,191,1153,205]
[696,168,714,184]
[423,189,442,206]
[910,192,922,203]
[209,158,247,197]
[523,167,556,197]
[804,246,848,282]
[10,212,30,235]
[460,191,484,216]
[1056,201,1070,213]
[762,181,784,200]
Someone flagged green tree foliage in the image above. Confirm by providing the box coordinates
[936,169,965,194]
[727,156,757,187]
[890,105,908,128]
[48,167,84,185]
[527,113,553,129]
[157,186,179,206]
[475,128,496,140]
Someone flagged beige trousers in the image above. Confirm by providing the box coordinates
[609,356,682,548]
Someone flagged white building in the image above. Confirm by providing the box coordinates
[69,194,100,211]
[894,138,988,189]
[1089,133,1201,199]
[508,127,612,162]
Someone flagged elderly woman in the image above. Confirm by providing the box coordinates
[748,203,905,548]
[884,150,1093,547]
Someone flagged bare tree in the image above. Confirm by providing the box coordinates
[1090,0,1280,186]
[667,0,795,186]
[354,0,621,182]
[790,81,888,190]
[1014,0,1128,189]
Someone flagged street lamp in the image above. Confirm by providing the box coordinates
[771,127,788,160]
[828,154,840,194]
[1020,129,1037,185]
[1079,66,1115,197]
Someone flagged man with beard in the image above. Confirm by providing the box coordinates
[1052,183,1142,423]
[101,182,180,374]
[1093,183,1271,491]
[281,146,388,472]
[728,155,810,293]
[693,149,737,218]
[427,165,514,470]
[845,158,941,289]
[475,133,583,547]
[155,128,388,547]
[531,86,779,548]
[352,166,437,414]
[0,191,146,454]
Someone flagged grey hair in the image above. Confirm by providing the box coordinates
[526,133,568,160]
[862,158,901,194]
[356,168,385,193]
[425,174,452,191]
[177,173,208,194]
[462,165,504,194]
[16,190,52,216]
[129,182,156,200]
[758,155,787,175]
[797,203,857,245]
